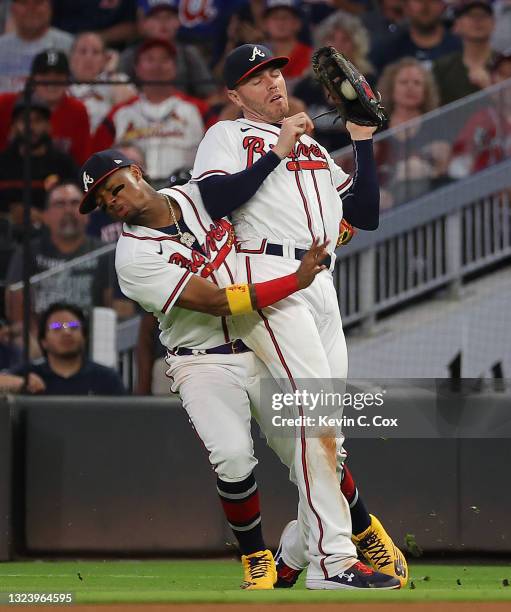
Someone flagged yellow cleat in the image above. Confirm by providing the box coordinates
[352,514,408,588]
[240,549,277,590]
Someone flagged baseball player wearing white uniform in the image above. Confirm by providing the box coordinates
[77,148,342,591]
[78,149,401,591]
[192,44,407,589]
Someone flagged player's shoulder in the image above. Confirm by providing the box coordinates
[115,223,162,265]
[204,119,242,138]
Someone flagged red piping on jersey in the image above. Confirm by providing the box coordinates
[337,176,353,193]
[236,239,267,254]
[193,169,230,180]
[286,160,329,171]
[121,231,181,243]
[244,256,329,579]
[169,186,208,233]
[238,122,280,138]
[161,270,191,314]
[294,172,315,242]
[308,152,327,243]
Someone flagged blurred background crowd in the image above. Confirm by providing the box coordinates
[0,0,510,391]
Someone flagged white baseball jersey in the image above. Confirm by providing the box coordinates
[192,118,360,578]
[115,183,237,351]
[192,119,353,250]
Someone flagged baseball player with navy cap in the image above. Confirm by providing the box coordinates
[192,44,408,589]
[78,148,334,590]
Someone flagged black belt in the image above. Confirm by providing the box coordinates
[170,339,251,357]
[261,242,331,269]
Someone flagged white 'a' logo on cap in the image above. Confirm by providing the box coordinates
[249,46,265,62]
[83,171,94,192]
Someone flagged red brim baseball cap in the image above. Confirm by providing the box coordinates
[79,149,135,214]
[223,44,289,89]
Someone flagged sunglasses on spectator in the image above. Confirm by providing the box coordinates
[48,321,82,331]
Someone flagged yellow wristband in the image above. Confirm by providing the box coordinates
[225,284,253,315]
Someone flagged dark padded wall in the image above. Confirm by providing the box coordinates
[9,397,510,555]
[0,399,11,560]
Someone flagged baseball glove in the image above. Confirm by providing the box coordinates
[337,218,356,247]
[311,46,387,129]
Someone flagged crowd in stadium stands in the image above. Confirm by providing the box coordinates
[0,0,510,387]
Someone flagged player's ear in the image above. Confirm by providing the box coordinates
[227,88,242,108]
[130,164,143,181]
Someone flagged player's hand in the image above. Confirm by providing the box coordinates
[296,238,330,289]
[273,113,315,159]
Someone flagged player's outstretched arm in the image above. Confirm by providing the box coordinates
[177,238,330,316]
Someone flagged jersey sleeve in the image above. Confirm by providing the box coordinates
[192,122,243,181]
[116,253,193,316]
[325,148,353,196]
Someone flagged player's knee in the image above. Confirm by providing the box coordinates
[215,444,257,481]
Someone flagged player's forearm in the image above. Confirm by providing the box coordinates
[179,274,300,316]
[197,151,281,217]
[342,140,380,231]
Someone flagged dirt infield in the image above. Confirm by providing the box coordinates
[2,604,511,612]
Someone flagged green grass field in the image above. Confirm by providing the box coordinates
[0,560,510,604]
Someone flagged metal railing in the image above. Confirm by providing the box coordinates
[335,160,511,329]
[332,78,511,210]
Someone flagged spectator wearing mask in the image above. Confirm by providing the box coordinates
[93,39,205,181]
[50,0,138,50]
[294,10,375,151]
[0,49,93,165]
[376,57,451,206]
[448,50,511,178]
[0,302,126,395]
[263,0,313,92]
[0,96,77,228]
[433,0,497,106]
[70,32,136,132]
[118,0,216,99]
[371,0,462,75]
[0,0,73,93]
[5,181,121,332]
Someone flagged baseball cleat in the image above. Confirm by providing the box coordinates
[274,519,303,588]
[240,549,277,590]
[352,514,408,588]
[275,558,303,588]
[306,561,401,590]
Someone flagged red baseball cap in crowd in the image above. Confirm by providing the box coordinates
[135,38,176,62]
[223,44,289,89]
[79,149,137,214]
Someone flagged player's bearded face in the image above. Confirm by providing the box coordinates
[233,68,289,123]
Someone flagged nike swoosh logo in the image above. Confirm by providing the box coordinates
[240,127,251,132]
[156,243,163,255]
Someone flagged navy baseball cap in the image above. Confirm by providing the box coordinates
[223,44,289,89]
[455,0,493,18]
[31,49,70,75]
[79,149,137,214]
[138,0,178,16]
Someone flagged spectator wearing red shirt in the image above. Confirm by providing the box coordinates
[263,0,312,93]
[93,39,205,183]
[0,49,92,165]
[449,50,511,179]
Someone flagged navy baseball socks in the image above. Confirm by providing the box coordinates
[217,473,276,589]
